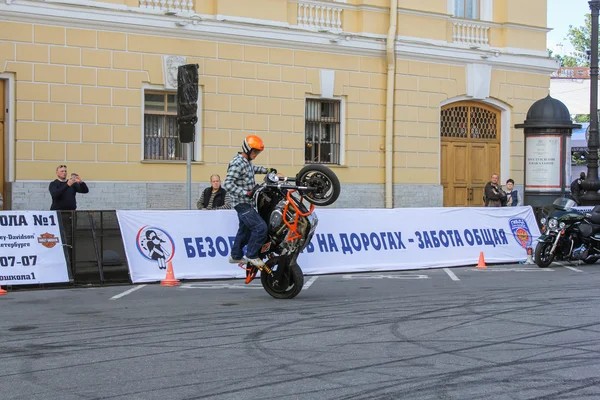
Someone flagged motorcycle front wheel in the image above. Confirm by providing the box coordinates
[534,241,554,268]
[296,164,341,206]
[261,262,304,299]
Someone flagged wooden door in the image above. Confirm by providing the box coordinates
[0,79,4,210]
[440,102,501,207]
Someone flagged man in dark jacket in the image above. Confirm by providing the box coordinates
[484,173,506,207]
[49,165,89,265]
[197,174,231,210]
[570,172,586,205]
[49,165,89,211]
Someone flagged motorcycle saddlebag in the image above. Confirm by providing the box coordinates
[580,222,593,238]
[591,205,600,224]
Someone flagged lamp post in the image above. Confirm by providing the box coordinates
[581,0,600,205]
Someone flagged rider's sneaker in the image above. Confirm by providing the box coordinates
[229,256,246,264]
[246,257,266,268]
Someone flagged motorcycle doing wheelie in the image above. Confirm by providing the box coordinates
[239,164,341,299]
[535,197,600,267]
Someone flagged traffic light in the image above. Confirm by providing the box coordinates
[177,63,199,143]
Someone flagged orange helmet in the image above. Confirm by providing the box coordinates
[242,135,264,154]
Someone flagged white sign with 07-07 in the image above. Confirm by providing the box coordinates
[0,211,70,285]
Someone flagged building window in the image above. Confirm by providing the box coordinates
[143,91,193,161]
[455,0,479,19]
[305,99,341,164]
[441,102,499,140]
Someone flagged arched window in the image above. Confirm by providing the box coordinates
[441,102,499,141]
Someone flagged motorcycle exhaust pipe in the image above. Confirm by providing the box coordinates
[568,240,574,257]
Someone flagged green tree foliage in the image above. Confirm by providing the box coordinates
[572,151,587,166]
[576,114,591,123]
[566,14,592,66]
[550,14,593,67]
[548,49,579,67]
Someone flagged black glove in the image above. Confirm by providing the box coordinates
[266,168,277,174]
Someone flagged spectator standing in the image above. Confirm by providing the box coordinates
[570,172,586,205]
[504,178,523,206]
[484,173,507,207]
[49,165,89,211]
[48,164,89,269]
[197,174,231,210]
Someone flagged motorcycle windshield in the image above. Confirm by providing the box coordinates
[553,197,578,211]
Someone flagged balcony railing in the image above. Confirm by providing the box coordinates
[297,3,343,32]
[452,21,490,47]
[139,0,193,13]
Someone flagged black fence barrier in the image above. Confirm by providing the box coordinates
[58,210,131,285]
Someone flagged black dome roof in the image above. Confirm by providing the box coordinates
[515,95,581,129]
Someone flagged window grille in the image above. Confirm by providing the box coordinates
[143,92,193,161]
[441,103,498,140]
[305,99,341,164]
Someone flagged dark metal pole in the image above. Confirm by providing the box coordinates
[187,142,192,209]
[581,0,600,205]
[562,132,567,196]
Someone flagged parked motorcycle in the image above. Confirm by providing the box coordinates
[241,164,341,299]
[570,205,600,266]
[535,197,600,267]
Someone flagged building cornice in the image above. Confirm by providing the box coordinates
[502,22,552,33]
[0,0,557,75]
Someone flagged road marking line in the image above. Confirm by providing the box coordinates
[342,274,429,279]
[110,285,147,300]
[304,276,318,289]
[179,283,262,289]
[444,268,460,281]
[564,266,583,272]
[470,268,554,272]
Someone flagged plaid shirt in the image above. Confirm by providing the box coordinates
[223,153,267,208]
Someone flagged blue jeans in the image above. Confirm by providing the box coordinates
[231,203,267,259]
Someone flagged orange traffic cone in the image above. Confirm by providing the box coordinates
[476,252,487,269]
[0,286,6,295]
[160,261,180,286]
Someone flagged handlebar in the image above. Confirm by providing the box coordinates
[249,180,315,198]
[248,171,323,199]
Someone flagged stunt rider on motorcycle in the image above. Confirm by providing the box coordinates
[223,135,277,269]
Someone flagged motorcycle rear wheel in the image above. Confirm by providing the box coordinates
[534,241,554,268]
[260,263,304,299]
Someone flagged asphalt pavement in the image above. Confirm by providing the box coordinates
[2,262,600,400]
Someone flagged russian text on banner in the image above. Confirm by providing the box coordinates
[117,207,541,284]
[0,211,70,285]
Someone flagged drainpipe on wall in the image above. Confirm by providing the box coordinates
[385,0,398,208]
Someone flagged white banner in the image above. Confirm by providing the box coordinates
[117,206,541,283]
[0,211,70,285]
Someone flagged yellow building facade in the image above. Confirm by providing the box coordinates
[0,0,557,210]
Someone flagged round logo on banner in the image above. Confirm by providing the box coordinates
[509,218,532,249]
[136,226,175,269]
